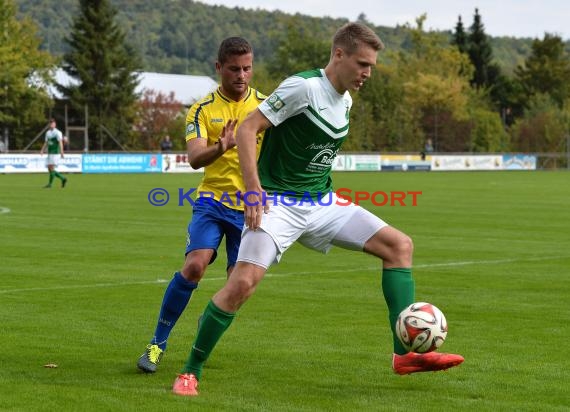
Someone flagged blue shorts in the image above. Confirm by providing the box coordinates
[185,198,244,269]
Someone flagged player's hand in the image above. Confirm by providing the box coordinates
[218,119,238,153]
[243,188,269,230]
[60,154,64,158]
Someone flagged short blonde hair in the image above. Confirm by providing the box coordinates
[332,22,384,55]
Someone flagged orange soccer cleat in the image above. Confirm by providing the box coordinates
[392,351,464,375]
[172,373,199,396]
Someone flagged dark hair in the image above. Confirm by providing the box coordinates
[332,22,384,55]
[217,37,253,65]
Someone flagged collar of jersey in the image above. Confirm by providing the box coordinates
[320,69,345,97]
[216,87,252,103]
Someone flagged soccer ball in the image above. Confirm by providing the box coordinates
[395,302,448,353]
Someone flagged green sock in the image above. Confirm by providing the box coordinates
[382,268,415,355]
[182,300,235,379]
[54,171,65,181]
[48,171,55,185]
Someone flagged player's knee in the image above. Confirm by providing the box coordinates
[221,274,258,311]
[400,234,414,256]
[181,260,208,282]
[394,235,414,263]
[232,275,257,298]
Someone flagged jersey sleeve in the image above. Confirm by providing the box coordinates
[185,100,210,142]
[258,76,309,127]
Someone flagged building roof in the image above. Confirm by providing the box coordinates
[50,69,218,106]
[137,72,218,105]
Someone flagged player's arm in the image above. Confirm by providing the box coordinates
[236,109,272,230]
[59,136,64,158]
[40,140,47,155]
[186,119,238,169]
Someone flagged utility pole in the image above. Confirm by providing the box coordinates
[566,132,570,170]
[3,26,8,151]
[3,85,8,152]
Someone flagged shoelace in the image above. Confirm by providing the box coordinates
[178,374,196,386]
[147,345,163,363]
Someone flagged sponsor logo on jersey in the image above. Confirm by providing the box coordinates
[305,142,336,150]
[305,148,339,173]
[186,123,196,135]
[267,93,285,112]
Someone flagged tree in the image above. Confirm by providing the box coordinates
[265,19,330,82]
[132,89,184,150]
[467,8,496,89]
[510,93,570,154]
[356,64,418,152]
[515,34,570,108]
[16,0,537,78]
[462,9,507,111]
[58,0,141,150]
[451,15,468,54]
[404,73,470,151]
[469,107,509,152]
[0,0,54,150]
[387,16,473,152]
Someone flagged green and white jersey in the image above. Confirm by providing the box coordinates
[258,69,351,197]
[45,128,63,154]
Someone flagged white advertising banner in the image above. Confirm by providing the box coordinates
[431,155,503,171]
[502,155,537,170]
[332,154,381,171]
[0,154,83,173]
[381,154,431,171]
[162,154,204,173]
[0,153,538,174]
[332,155,347,171]
[353,154,382,171]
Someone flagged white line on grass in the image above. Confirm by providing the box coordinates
[0,206,11,214]
[0,255,568,295]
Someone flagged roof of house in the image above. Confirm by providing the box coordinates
[50,69,218,106]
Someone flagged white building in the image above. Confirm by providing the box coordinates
[37,69,219,152]
[135,72,218,106]
[51,69,218,106]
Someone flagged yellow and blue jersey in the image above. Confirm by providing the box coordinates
[185,87,266,211]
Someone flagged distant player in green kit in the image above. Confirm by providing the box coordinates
[40,118,68,188]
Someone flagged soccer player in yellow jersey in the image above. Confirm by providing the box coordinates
[137,37,266,373]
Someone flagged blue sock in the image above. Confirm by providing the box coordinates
[151,272,198,350]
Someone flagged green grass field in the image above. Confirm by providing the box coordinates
[1,171,569,411]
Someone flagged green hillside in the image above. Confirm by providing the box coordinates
[17,0,541,76]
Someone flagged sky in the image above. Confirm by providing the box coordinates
[196,0,570,40]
